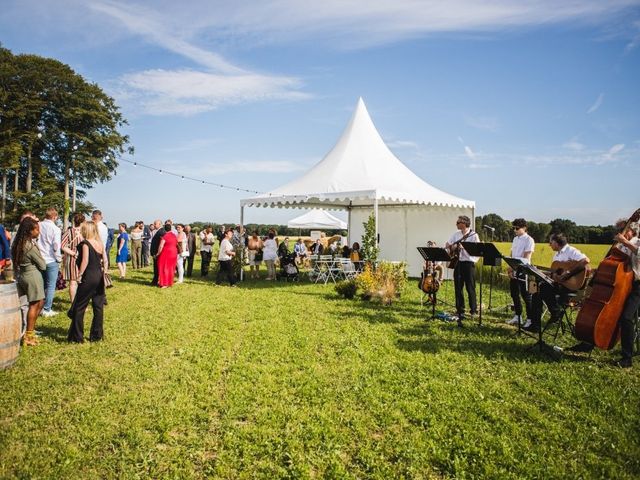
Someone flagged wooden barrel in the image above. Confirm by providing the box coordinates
[0,282,23,369]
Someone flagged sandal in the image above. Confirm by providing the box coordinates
[23,330,39,347]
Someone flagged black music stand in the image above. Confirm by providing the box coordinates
[509,260,557,354]
[417,247,451,320]
[461,242,503,326]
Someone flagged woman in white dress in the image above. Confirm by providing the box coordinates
[175,224,188,283]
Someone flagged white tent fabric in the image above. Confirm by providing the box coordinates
[287,209,347,230]
[241,98,474,209]
[240,98,475,276]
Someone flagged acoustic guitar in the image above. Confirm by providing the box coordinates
[548,260,589,291]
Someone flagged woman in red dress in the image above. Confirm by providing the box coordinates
[156,224,178,288]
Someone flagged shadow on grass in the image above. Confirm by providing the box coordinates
[38,323,70,343]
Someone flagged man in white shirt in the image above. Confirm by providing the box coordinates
[527,233,590,333]
[92,210,108,248]
[199,226,215,277]
[37,207,62,316]
[216,228,237,286]
[507,218,535,327]
[445,215,480,327]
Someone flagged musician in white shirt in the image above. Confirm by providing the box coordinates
[507,218,535,326]
[445,215,479,327]
[527,233,590,333]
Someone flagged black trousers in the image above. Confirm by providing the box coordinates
[531,282,566,327]
[151,256,159,285]
[67,279,105,342]
[200,251,212,276]
[185,253,196,277]
[454,261,477,317]
[510,272,532,318]
[216,259,236,285]
[620,281,640,361]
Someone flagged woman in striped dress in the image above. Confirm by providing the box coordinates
[61,213,85,302]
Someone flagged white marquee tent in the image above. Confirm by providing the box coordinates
[241,98,475,276]
[287,209,347,230]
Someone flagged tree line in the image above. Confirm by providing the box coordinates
[476,213,622,245]
[0,46,132,227]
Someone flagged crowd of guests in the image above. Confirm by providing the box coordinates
[0,209,109,346]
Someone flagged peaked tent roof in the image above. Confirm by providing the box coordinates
[287,209,347,230]
[241,98,474,209]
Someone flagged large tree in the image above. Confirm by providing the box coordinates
[0,46,132,226]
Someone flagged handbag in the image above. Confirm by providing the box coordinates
[103,271,113,288]
[56,270,67,290]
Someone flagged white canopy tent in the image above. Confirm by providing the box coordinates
[287,209,347,230]
[241,98,475,276]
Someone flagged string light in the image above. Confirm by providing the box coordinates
[121,158,266,195]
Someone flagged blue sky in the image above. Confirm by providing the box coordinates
[2,0,639,227]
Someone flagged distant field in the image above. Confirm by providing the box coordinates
[493,242,610,268]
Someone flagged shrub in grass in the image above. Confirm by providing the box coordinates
[355,264,376,300]
[355,261,408,304]
[335,279,358,299]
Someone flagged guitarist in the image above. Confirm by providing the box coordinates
[527,233,590,333]
[445,215,479,327]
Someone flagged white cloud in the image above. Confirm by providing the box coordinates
[114,69,309,116]
[587,93,604,114]
[603,143,625,161]
[624,20,640,52]
[562,138,585,151]
[463,114,500,132]
[386,140,420,150]
[464,145,476,160]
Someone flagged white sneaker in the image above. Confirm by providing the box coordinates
[523,319,532,328]
[41,310,58,317]
[506,315,520,325]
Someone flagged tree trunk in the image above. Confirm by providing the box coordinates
[63,157,70,230]
[12,168,19,213]
[26,144,33,193]
[1,171,6,223]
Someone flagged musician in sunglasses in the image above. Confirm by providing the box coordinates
[445,215,480,327]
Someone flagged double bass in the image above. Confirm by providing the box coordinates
[574,209,640,350]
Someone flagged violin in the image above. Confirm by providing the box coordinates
[574,208,640,350]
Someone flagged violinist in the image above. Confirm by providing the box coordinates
[506,218,535,327]
[445,215,479,327]
[611,221,640,368]
[527,233,590,333]
[421,240,444,305]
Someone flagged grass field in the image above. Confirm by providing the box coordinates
[1,264,639,479]
[493,243,610,268]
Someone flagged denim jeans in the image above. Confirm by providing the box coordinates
[43,262,59,312]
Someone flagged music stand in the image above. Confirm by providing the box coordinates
[509,260,557,354]
[417,247,451,319]
[461,242,503,325]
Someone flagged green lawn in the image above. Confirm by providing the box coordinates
[1,265,639,479]
[493,243,610,268]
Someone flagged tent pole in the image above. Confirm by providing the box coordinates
[240,205,244,281]
[374,196,379,249]
[347,202,352,246]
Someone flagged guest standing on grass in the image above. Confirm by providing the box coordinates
[263,231,278,281]
[67,221,107,343]
[157,223,178,288]
[150,219,165,286]
[217,228,237,286]
[116,223,129,279]
[184,224,197,277]
[200,226,214,277]
[130,221,143,269]
[175,224,187,284]
[142,222,152,267]
[37,207,62,317]
[60,213,85,303]
[247,231,263,279]
[12,217,46,346]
